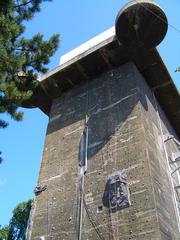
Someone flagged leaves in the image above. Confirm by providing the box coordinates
[0,151,3,164]
[8,200,32,240]
[0,199,32,240]
[0,0,59,128]
[175,67,180,72]
[0,225,9,240]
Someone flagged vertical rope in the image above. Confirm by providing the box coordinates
[102,147,114,239]
[47,148,50,239]
[77,176,84,240]
[77,79,90,240]
[85,77,90,125]
[114,127,119,239]
[105,77,117,240]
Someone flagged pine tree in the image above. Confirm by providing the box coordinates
[175,67,180,72]
[0,0,59,129]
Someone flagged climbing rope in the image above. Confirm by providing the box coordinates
[76,79,90,240]
[83,197,106,240]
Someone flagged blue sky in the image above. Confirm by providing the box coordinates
[0,0,180,226]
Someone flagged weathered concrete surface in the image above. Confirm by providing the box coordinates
[30,62,180,239]
[138,67,180,239]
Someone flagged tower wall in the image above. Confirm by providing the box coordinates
[30,62,180,239]
[139,69,180,239]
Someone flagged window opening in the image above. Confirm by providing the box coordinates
[97,206,103,213]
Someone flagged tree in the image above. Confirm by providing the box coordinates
[8,199,32,240]
[0,199,32,240]
[0,0,59,129]
[0,152,2,164]
[0,225,9,240]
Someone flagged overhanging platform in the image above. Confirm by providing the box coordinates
[30,27,180,137]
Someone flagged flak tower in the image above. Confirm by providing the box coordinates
[26,1,180,239]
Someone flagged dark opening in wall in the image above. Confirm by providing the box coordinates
[97,206,103,213]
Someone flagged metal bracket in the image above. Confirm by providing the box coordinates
[172,166,180,175]
[163,133,180,148]
[174,186,180,203]
[163,133,174,142]
[171,152,180,164]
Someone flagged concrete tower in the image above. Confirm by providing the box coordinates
[26,1,180,239]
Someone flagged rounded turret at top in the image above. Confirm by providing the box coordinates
[115,0,168,49]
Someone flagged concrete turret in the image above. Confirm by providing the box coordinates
[115,0,168,49]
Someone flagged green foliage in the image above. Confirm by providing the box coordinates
[0,225,9,240]
[0,199,32,240]
[0,0,59,128]
[0,151,2,164]
[175,67,180,72]
[7,199,32,240]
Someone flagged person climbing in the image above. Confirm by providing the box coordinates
[34,184,47,195]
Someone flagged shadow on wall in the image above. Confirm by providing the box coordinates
[46,62,149,160]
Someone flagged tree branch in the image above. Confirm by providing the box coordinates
[14,0,33,9]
